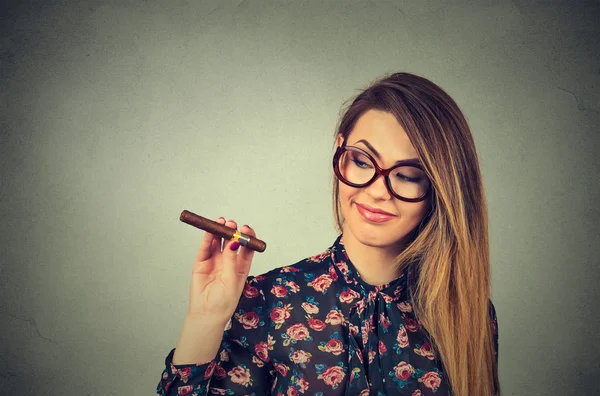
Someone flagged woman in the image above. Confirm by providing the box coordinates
[156,72,500,396]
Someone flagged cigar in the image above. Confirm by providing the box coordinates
[180,210,267,253]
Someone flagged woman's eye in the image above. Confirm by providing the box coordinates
[395,173,419,183]
[352,159,370,168]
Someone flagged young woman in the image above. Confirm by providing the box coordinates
[156,72,500,396]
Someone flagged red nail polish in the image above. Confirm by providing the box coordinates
[230,241,241,251]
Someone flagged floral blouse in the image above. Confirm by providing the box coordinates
[157,234,498,395]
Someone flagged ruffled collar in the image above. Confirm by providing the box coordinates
[329,234,408,301]
[328,233,415,394]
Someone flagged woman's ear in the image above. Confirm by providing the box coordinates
[335,134,344,148]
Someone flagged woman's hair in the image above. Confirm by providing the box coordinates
[332,72,500,396]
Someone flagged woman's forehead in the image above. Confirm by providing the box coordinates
[348,110,419,161]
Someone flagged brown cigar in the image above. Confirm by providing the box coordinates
[180,210,267,253]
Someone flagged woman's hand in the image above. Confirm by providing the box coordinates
[186,218,257,324]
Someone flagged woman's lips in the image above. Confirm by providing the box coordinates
[355,203,396,223]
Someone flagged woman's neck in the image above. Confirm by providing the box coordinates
[341,226,409,286]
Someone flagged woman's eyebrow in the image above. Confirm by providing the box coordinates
[354,139,420,164]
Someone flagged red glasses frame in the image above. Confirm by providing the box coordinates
[332,145,431,202]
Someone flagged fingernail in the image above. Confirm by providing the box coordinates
[230,241,241,251]
[242,224,249,229]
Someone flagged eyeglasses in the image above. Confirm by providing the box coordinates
[333,145,431,202]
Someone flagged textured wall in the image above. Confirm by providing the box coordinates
[1,1,598,395]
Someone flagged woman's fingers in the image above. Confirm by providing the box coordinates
[195,217,225,263]
[222,219,237,250]
[193,217,254,291]
[237,224,256,275]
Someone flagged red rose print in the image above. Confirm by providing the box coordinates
[325,309,344,325]
[324,338,344,355]
[237,311,260,329]
[339,289,360,303]
[286,281,300,293]
[270,306,291,325]
[420,371,442,390]
[355,299,366,314]
[415,342,435,360]
[379,313,390,329]
[412,390,422,396]
[397,325,409,348]
[287,323,310,341]
[209,388,227,395]
[281,266,300,272]
[393,361,414,381]
[381,293,393,303]
[219,350,229,362]
[328,265,339,281]
[214,365,226,380]
[356,348,364,363]
[368,349,376,364]
[228,365,252,387]
[404,317,419,332]
[368,290,377,303]
[178,385,193,396]
[308,318,327,331]
[274,362,289,377]
[271,285,288,298]
[176,366,191,381]
[287,386,297,396]
[335,261,349,275]
[378,340,387,355]
[321,365,346,388]
[397,301,412,312]
[204,361,216,380]
[252,355,265,367]
[302,302,319,314]
[310,274,333,293]
[361,325,369,346]
[254,341,270,362]
[243,283,259,298]
[290,350,312,364]
[308,251,329,262]
[296,377,309,392]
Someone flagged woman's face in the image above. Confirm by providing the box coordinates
[336,109,431,250]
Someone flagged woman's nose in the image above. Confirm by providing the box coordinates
[363,174,392,200]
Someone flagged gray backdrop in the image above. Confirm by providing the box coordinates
[1,1,599,395]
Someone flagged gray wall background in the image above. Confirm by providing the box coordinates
[1,1,599,395]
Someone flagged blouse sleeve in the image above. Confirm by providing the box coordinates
[156,275,274,395]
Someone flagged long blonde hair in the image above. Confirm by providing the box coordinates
[332,72,500,396]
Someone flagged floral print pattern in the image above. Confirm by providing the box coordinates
[157,234,499,395]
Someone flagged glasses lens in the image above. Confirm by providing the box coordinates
[388,165,430,199]
[337,150,376,185]
[336,149,430,199]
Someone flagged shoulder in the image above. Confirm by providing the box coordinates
[488,298,498,333]
[488,299,497,320]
